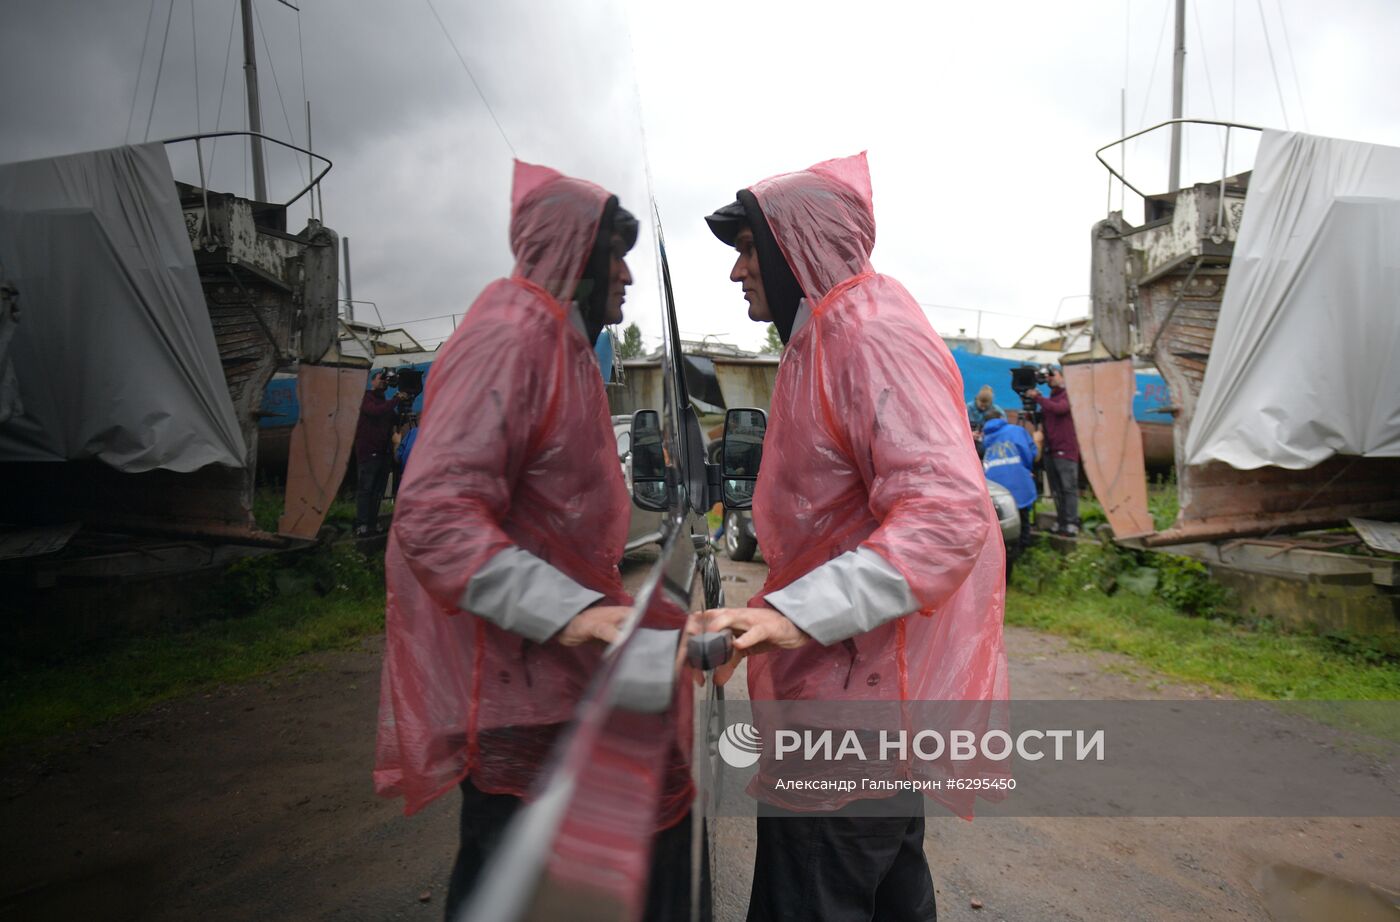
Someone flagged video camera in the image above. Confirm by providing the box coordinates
[1009,364,1049,425]
[381,367,424,399]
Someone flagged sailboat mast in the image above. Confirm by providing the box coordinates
[1168,0,1185,192]
[240,0,269,201]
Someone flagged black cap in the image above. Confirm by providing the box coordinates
[704,191,804,345]
[704,199,748,246]
[614,204,639,252]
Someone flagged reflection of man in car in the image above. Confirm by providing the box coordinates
[703,154,1008,922]
[374,162,681,919]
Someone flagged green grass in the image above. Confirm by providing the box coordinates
[1147,470,1180,531]
[1007,545,1400,701]
[0,544,385,750]
[1007,588,1400,700]
[1038,474,1179,533]
[252,485,358,533]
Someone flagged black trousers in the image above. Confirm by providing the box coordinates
[1045,456,1080,532]
[1005,505,1034,584]
[443,778,699,922]
[747,795,935,922]
[354,452,391,530]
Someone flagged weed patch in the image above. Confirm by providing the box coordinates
[1008,541,1399,700]
[0,543,386,749]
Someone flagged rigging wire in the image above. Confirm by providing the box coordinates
[1123,0,1132,106]
[1231,0,1237,121]
[143,0,177,141]
[1121,0,1131,213]
[253,0,299,147]
[243,68,249,198]
[422,0,517,158]
[1254,0,1291,129]
[1273,0,1309,130]
[1134,0,1173,131]
[295,3,313,220]
[1130,0,1174,173]
[208,0,240,189]
[125,0,159,144]
[190,0,201,135]
[1190,1,1220,120]
[916,302,1068,323]
[1190,0,1227,163]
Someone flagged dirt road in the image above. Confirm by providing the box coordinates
[1,552,1395,921]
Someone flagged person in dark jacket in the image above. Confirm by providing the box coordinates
[353,371,409,536]
[1027,366,1080,536]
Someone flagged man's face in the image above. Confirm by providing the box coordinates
[730,227,770,323]
[1047,368,1064,389]
[372,372,387,392]
[605,231,632,326]
[976,393,992,410]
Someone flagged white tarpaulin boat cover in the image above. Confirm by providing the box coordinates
[1185,130,1400,470]
[0,143,246,472]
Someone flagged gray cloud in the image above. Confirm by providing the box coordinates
[4,0,1399,354]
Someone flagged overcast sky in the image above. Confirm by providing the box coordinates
[4,0,1399,353]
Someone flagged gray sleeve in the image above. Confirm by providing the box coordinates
[458,547,604,643]
[765,547,919,646]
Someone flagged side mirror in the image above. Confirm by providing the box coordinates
[721,407,765,510]
[630,409,668,511]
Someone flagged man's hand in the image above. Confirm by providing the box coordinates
[704,607,810,655]
[1025,387,1041,399]
[700,607,810,686]
[556,604,631,647]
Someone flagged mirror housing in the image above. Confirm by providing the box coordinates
[630,409,668,511]
[720,407,766,510]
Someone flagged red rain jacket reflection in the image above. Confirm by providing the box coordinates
[746,153,1009,710]
[374,162,630,815]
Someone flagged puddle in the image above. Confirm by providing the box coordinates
[1258,863,1400,922]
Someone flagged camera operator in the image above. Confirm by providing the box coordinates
[353,370,411,537]
[1026,365,1081,536]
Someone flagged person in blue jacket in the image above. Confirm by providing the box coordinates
[392,417,418,498]
[981,408,1038,578]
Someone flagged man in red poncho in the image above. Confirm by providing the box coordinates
[374,161,685,919]
[704,153,1009,922]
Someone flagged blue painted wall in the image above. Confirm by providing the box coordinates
[949,348,1172,425]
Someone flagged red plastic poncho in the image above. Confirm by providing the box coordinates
[374,161,631,814]
[745,153,1009,708]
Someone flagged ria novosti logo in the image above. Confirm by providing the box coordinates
[718,722,762,768]
[717,720,1104,769]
